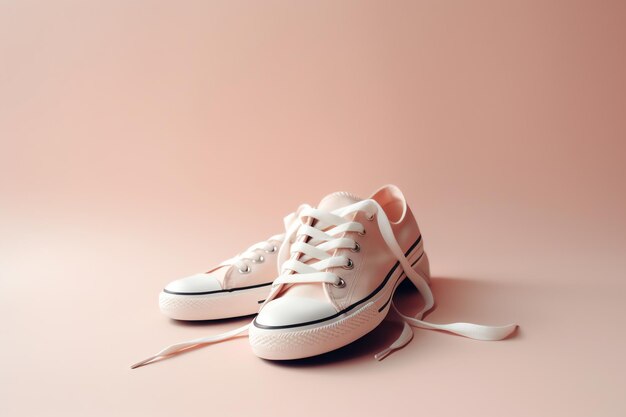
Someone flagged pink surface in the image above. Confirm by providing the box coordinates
[1,1,625,416]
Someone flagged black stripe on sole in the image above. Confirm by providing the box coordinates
[163,281,273,296]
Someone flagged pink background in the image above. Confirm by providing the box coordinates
[1,1,625,416]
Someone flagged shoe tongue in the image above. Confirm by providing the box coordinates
[317,191,362,211]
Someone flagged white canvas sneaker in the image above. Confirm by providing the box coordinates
[157,195,356,321]
[248,185,516,360]
[132,186,517,368]
[158,234,284,320]
[159,203,315,321]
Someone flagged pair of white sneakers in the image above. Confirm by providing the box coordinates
[132,185,517,368]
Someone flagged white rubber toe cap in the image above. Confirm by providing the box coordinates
[164,273,223,295]
[255,296,337,328]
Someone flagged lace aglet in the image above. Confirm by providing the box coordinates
[130,355,159,369]
[374,348,391,361]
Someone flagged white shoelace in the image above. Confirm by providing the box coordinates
[131,200,517,368]
[218,235,283,273]
[214,208,305,274]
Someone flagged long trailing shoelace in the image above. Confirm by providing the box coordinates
[131,200,517,368]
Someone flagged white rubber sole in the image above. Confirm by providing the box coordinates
[158,283,271,321]
[249,249,430,360]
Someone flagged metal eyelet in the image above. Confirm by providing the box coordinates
[343,258,354,270]
[265,246,277,254]
[333,277,346,288]
[351,242,360,252]
[252,255,265,263]
[358,229,367,236]
[367,213,375,221]
[238,265,251,274]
